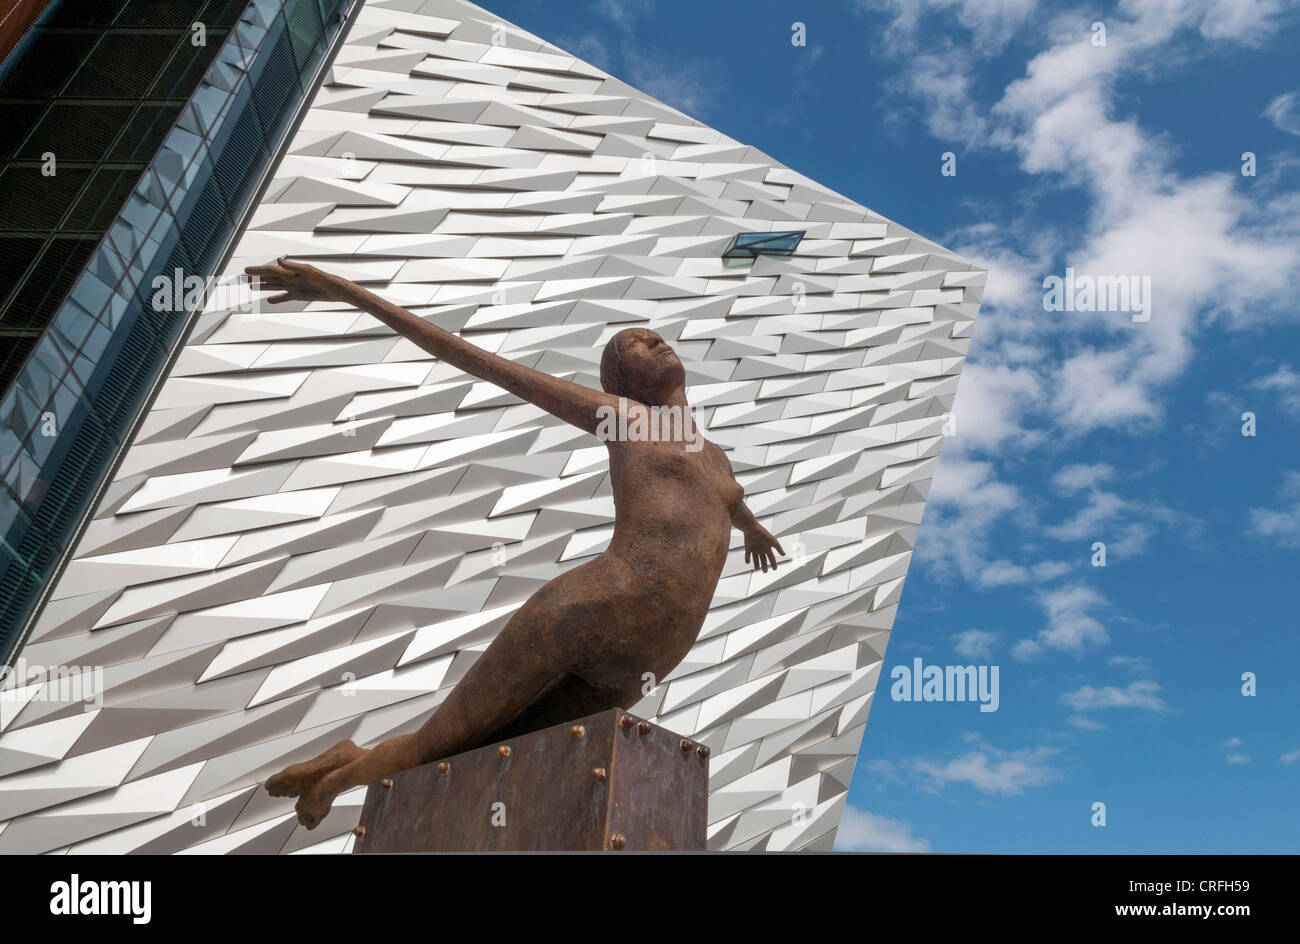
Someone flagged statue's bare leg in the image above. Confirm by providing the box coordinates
[266,739,365,798]
[271,560,640,828]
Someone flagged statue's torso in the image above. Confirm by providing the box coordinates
[569,434,742,684]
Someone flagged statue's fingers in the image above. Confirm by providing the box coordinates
[773,538,786,556]
[744,548,750,565]
[268,292,293,305]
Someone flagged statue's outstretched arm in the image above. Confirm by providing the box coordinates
[246,258,618,436]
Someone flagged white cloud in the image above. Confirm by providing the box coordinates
[948,362,1045,449]
[864,0,1040,56]
[562,34,613,72]
[1282,748,1300,765]
[558,3,722,120]
[1265,91,1300,135]
[1247,471,1300,548]
[1253,364,1300,415]
[917,454,1068,589]
[1195,0,1287,44]
[1108,654,1151,674]
[621,47,722,119]
[1061,679,1169,712]
[910,742,1061,795]
[1222,737,1251,763]
[992,10,1300,431]
[1014,584,1109,659]
[862,0,1300,442]
[890,49,990,142]
[1043,489,1129,541]
[948,230,1054,316]
[914,454,1024,582]
[1053,463,1115,495]
[1042,478,1196,558]
[953,628,997,659]
[836,806,931,852]
[1066,713,1106,730]
[854,0,1296,619]
[978,558,1071,587]
[591,0,655,31]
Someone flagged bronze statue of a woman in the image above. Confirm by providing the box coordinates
[247,257,786,828]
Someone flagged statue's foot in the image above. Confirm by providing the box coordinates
[294,775,340,831]
[266,739,363,799]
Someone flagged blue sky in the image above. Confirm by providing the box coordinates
[486,0,1300,852]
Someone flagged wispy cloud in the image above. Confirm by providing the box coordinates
[1247,471,1300,548]
[1043,485,1196,558]
[1014,584,1109,659]
[836,806,931,852]
[1253,364,1300,416]
[872,735,1062,796]
[914,454,1025,584]
[1060,679,1171,728]
[1052,463,1114,495]
[621,46,723,119]
[1108,654,1152,674]
[592,0,656,31]
[1264,91,1300,136]
[855,0,1300,606]
[559,0,723,119]
[953,628,998,659]
[1221,736,1251,764]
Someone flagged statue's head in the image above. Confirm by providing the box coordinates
[600,328,685,407]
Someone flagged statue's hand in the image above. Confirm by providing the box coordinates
[245,257,348,305]
[743,524,786,573]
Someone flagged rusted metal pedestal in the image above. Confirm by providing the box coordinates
[352,709,708,852]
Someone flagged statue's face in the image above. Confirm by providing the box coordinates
[614,329,684,403]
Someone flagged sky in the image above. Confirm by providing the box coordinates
[484,0,1300,853]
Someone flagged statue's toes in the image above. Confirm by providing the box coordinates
[266,770,300,797]
[295,793,330,830]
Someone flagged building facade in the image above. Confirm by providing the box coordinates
[0,0,984,853]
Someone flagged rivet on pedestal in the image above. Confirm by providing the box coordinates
[619,715,635,730]
[591,767,607,783]
[570,725,586,740]
[498,745,512,758]
[696,745,710,760]
[381,778,393,790]
[609,833,627,850]
[437,762,450,775]
[354,826,366,837]
[637,720,651,735]
[679,738,693,753]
